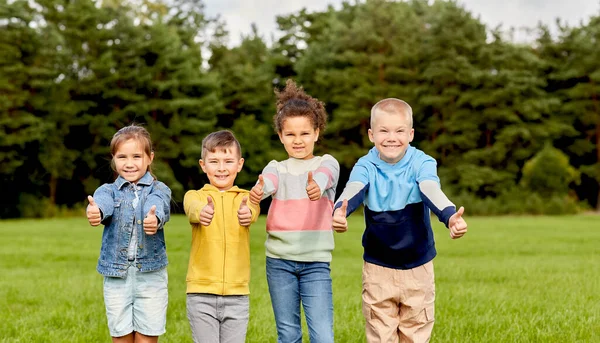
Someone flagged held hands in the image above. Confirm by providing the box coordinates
[332,199,348,233]
[306,171,321,201]
[143,205,159,235]
[249,175,264,205]
[86,195,101,226]
[448,206,468,239]
[199,196,215,226]
[237,197,252,226]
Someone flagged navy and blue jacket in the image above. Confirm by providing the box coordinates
[93,172,171,277]
[334,146,456,270]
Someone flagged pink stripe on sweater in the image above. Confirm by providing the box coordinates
[315,166,334,189]
[264,173,278,190]
[267,198,334,232]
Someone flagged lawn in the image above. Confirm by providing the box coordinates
[1,214,599,342]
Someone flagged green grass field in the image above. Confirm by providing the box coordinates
[1,214,599,342]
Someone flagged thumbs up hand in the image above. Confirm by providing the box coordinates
[306,171,321,201]
[143,205,158,235]
[238,197,252,227]
[250,175,264,205]
[448,206,467,239]
[86,195,102,226]
[199,196,215,226]
[332,199,348,233]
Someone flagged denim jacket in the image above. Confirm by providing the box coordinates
[93,172,171,277]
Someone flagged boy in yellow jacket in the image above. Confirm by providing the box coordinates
[184,130,260,343]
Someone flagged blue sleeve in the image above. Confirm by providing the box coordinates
[144,181,172,229]
[415,156,440,184]
[334,163,369,216]
[93,184,115,224]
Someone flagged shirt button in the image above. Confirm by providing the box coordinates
[137,220,142,224]
[137,187,141,190]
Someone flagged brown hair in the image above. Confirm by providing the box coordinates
[110,124,155,178]
[370,98,413,128]
[201,130,242,159]
[273,79,327,134]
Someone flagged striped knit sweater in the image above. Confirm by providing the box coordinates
[260,154,340,262]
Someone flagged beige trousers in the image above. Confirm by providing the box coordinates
[362,261,435,343]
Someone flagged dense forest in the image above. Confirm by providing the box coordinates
[1,0,599,218]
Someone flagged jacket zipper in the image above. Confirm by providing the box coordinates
[221,192,226,295]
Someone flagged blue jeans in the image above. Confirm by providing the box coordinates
[266,257,334,343]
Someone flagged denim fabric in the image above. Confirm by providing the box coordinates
[104,264,168,337]
[94,172,171,277]
[266,257,334,343]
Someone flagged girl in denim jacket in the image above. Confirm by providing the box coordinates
[86,124,171,343]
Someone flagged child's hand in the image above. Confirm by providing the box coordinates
[332,199,348,233]
[237,197,252,227]
[250,175,264,205]
[306,171,321,201]
[199,196,215,226]
[86,195,101,226]
[448,206,467,239]
[143,205,158,235]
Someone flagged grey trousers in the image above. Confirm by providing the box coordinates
[187,293,249,343]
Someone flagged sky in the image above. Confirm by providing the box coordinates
[202,0,600,46]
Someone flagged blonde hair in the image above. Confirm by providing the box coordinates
[110,124,155,179]
[201,130,241,159]
[370,98,413,128]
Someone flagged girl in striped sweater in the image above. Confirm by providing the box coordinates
[250,79,340,343]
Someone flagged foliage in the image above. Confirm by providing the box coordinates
[521,144,580,196]
[1,0,599,216]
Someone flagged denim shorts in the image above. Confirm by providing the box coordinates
[103,264,168,337]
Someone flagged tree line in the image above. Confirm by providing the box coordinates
[1,0,598,218]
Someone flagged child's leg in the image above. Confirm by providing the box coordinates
[187,293,221,343]
[133,332,158,343]
[219,295,250,343]
[397,261,435,343]
[132,267,168,337]
[361,261,402,343]
[266,257,302,343]
[104,267,135,339]
[299,261,334,343]
[111,333,134,343]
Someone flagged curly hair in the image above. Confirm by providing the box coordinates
[273,79,327,134]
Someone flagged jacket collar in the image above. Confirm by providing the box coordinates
[200,184,243,193]
[115,171,154,189]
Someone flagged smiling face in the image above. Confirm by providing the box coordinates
[368,109,414,164]
[113,138,154,183]
[278,116,320,160]
[199,146,244,191]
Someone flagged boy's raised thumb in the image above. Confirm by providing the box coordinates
[307,171,314,183]
[240,196,248,207]
[456,206,464,218]
[340,199,348,213]
[147,205,157,215]
[206,196,214,207]
[87,195,96,206]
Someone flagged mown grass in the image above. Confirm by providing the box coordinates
[1,214,599,342]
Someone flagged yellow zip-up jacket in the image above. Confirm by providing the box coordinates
[183,184,260,295]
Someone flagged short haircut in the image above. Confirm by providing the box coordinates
[370,98,413,128]
[201,130,242,159]
[273,79,327,134]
